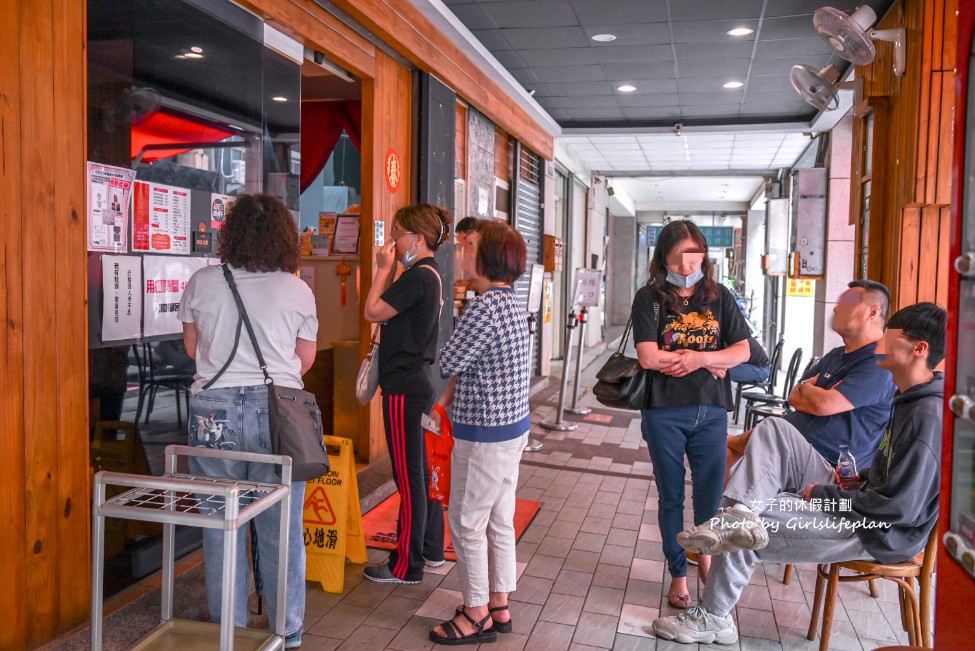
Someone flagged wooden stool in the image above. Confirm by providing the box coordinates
[806,530,937,650]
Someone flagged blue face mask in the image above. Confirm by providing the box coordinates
[401,235,419,269]
[666,268,704,289]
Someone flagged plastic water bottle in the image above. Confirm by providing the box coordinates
[837,445,858,489]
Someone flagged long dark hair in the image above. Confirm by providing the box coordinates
[646,220,719,311]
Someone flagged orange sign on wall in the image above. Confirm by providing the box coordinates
[384,148,401,193]
[787,278,816,297]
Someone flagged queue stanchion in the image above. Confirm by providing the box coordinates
[541,309,579,432]
[564,306,591,415]
[523,313,544,451]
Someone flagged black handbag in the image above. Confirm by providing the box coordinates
[202,265,329,482]
[592,302,659,410]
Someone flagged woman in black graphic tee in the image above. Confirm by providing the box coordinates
[362,203,451,584]
[631,220,750,609]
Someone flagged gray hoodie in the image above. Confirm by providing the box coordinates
[811,372,943,563]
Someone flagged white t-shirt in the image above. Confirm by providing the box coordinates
[178,265,318,392]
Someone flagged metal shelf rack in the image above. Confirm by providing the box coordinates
[91,445,294,650]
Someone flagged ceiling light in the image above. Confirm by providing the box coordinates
[184,52,204,59]
[190,46,203,54]
[272,96,288,102]
[617,84,637,93]
[727,27,754,36]
[723,81,744,89]
[591,34,617,42]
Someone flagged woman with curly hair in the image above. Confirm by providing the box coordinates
[178,194,317,648]
[362,203,451,585]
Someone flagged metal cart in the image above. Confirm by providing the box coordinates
[91,445,294,650]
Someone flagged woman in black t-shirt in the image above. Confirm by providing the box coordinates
[631,220,750,609]
[362,203,451,584]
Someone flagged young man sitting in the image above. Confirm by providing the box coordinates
[653,302,945,645]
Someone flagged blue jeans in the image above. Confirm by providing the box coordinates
[641,404,728,578]
[187,385,306,637]
[728,363,770,384]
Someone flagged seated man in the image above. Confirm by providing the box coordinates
[730,280,896,470]
[728,335,770,384]
[653,302,945,645]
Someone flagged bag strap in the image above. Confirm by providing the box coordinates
[201,267,246,390]
[619,300,660,353]
[418,263,444,318]
[221,264,274,386]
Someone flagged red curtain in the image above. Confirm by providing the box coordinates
[300,99,362,194]
[131,110,234,163]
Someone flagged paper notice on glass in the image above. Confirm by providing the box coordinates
[101,255,143,342]
[143,255,208,337]
[210,193,235,230]
[87,162,136,252]
[132,181,191,254]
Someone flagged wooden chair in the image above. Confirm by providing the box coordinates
[743,347,804,429]
[806,528,938,650]
[733,338,783,424]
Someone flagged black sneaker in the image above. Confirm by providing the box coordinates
[363,564,420,584]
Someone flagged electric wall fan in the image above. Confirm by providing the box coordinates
[813,5,906,76]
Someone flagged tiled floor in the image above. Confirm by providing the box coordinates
[293,353,921,651]
[88,350,924,650]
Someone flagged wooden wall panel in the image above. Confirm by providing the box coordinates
[0,0,29,647]
[897,206,921,307]
[494,127,510,185]
[855,0,956,308]
[53,0,91,631]
[359,50,412,461]
[240,0,376,78]
[329,0,554,159]
[455,101,467,183]
[936,205,951,306]
[1,0,90,647]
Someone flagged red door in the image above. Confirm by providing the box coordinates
[937,3,975,648]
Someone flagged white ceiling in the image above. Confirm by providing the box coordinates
[613,175,765,206]
[560,131,813,173]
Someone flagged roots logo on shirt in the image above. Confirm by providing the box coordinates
[662,310,720,349]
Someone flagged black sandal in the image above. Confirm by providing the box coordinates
[453,605,512,634]
[429,609,497,646]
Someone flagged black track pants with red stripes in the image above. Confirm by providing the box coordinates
[382,392,445,581]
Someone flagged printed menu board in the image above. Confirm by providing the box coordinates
[132,181,191,254]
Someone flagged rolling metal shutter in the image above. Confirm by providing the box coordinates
[513,145,543,375]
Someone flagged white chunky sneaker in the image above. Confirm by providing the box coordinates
[652,606,738,645]
[676,504,769,555]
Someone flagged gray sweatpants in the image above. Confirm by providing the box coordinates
[702,417,873,618]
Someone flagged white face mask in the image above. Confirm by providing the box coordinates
[666,268,704,289]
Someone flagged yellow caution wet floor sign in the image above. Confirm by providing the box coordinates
[303,435,367,593]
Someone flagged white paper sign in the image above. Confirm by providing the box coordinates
[101,255,143,342]
[572,268,603,308]
[87,162,135,252]
[527,263,545,313]
[142,256,208,337]
[132,181,191,254]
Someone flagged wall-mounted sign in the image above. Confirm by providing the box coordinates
[332,214,360,255]
[384,148,401,193]
[787,278,816,297]
[87,162,136,252]
[374,220,385,247]
[101,255,142,342]
[527,264,545,313]
[646,225,736,249]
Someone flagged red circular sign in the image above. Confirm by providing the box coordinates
[384,148,401,193]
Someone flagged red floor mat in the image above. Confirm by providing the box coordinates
[362,493,543,561]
